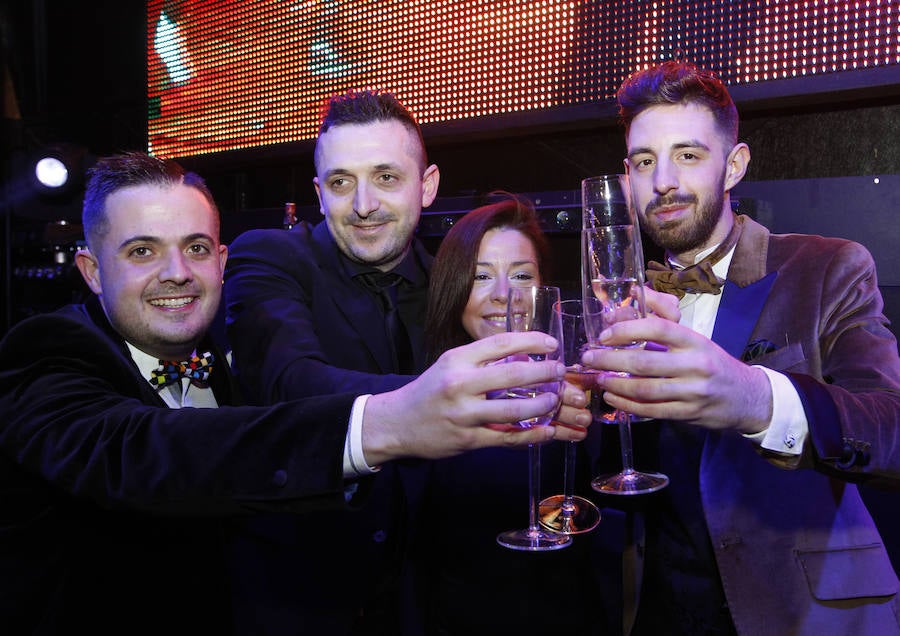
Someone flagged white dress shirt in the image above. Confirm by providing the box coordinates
[673,245,808,456]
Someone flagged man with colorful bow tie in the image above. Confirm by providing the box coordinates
[0,152,584,634]
[582,61,900,635]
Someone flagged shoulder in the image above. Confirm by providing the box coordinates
[769,231,873,269]
[1,303,124,368]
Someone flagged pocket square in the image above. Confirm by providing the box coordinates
[741,338,778,362]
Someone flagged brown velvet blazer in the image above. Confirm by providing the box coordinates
[701,215,900,634]
[592,215,900,635]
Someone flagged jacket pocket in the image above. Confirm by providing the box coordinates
[797,544,899,600]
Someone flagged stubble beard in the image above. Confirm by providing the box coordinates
[642,172,727,255]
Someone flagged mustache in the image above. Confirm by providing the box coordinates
[645,194,697,216]
[346,213,394,226]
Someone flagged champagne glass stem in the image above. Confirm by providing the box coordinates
[527,443,541,533]
[561,441,578,516]
[617,409,637,476]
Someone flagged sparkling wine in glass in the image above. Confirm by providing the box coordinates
[581,175,669,496]
[493,285,571,551]
[538,298,602,534]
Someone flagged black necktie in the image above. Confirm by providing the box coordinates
[356,272,414,374]
[645,216,744,299]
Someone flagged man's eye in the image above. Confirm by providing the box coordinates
[130,246,151,257]
[188,244,211,255]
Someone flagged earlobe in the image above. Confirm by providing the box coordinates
[724,143,750,191]
[313,178,325,215]
[74,249,103,295]
[421,164,440,207]
[218,243,228,272]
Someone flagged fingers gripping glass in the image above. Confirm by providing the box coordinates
[581,175,669,496]
[537,298,602,534]
[490,285,571,551]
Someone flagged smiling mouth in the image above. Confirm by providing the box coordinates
[149,297,196,308]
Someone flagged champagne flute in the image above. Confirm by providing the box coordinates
[493,285,571,551]
[538,298,602,534]
[581,175,669,495]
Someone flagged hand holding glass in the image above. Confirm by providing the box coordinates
[491,285,571,551]
[538,298,602,534]
[582,175,669,495]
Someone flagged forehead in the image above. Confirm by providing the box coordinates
[103,183,217,240]
[478,228,537,262]
[627,102,724,153]
[316,120,423,174]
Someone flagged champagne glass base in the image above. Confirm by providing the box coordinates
[538,495,601,534]
[496,527,572,552]
[591,470,669,495]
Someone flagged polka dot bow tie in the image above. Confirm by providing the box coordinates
[149,352,214,388]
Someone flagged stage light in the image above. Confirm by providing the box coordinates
[30,143,87,197]
[35,156,70,189]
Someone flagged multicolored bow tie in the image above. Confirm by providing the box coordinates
[149,352,214,388]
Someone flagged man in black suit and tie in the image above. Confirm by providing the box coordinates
[223,90,592,634]
[0,151,582,635]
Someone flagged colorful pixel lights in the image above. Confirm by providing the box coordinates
[147,1,899,158]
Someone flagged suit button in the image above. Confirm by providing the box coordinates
[272,470,288,487]
[372,530,387,543]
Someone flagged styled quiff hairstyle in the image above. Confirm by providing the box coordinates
[314,89,427,171]
[82,151,218,250]
[424,192,551,362]
[617,61,739,146]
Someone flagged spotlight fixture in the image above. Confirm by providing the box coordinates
[30,143,87,197]
[35,156,71,189]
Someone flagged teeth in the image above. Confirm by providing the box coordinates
[150,297,194,308]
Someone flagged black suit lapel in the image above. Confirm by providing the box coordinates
[311,222,396,373]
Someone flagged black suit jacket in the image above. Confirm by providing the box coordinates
[224,221,432,635]
[0,298,356,635]
[224,220,432,404]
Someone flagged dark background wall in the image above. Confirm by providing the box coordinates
[2,1,899,570]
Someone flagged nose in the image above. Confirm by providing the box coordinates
[159,250,192,284]
[353,182,379,218]
[652,158,679,196]
[490,277,510,304]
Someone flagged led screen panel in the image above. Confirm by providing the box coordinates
[147,0,899,158]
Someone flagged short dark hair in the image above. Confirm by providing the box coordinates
[424,192,551,362]
[82,152,218,249]
[314,90,427,171]
[617,61,739,145]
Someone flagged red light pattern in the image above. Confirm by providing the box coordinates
[147,0,899,158]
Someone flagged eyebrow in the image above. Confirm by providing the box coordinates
[118,233,214,251]
[475,260,538,268]
[628,139,711,160]
[323,163,401,180]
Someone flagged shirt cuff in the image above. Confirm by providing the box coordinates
[342,394,382,478]
[742,366,808,456]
